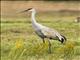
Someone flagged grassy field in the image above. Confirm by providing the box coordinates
[1,11,80,60]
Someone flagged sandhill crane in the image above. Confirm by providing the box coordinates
[21,8,66,53]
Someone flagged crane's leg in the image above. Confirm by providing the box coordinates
[42,38,45,43]
[48,40,51,53]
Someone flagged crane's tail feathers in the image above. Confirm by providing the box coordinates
[60,35,67,43]
[61,35,67,41]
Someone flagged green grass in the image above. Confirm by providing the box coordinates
[1,12,80,60]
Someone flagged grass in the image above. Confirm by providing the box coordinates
[1,11,80,60]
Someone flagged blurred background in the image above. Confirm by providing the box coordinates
[1,1,80,17]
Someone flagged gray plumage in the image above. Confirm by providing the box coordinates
[21,8,67,53]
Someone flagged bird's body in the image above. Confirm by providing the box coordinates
[30,8,66,43]
[21,8,66,53]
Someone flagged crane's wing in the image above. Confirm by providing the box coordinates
[41,27,60,39]
[41,26,66,42]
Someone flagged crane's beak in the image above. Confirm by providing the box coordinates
[20,10,29,13]
[20,8,32,13]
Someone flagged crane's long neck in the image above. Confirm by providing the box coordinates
[31,11,37,24]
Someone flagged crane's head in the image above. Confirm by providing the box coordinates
[21,8,36,13]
